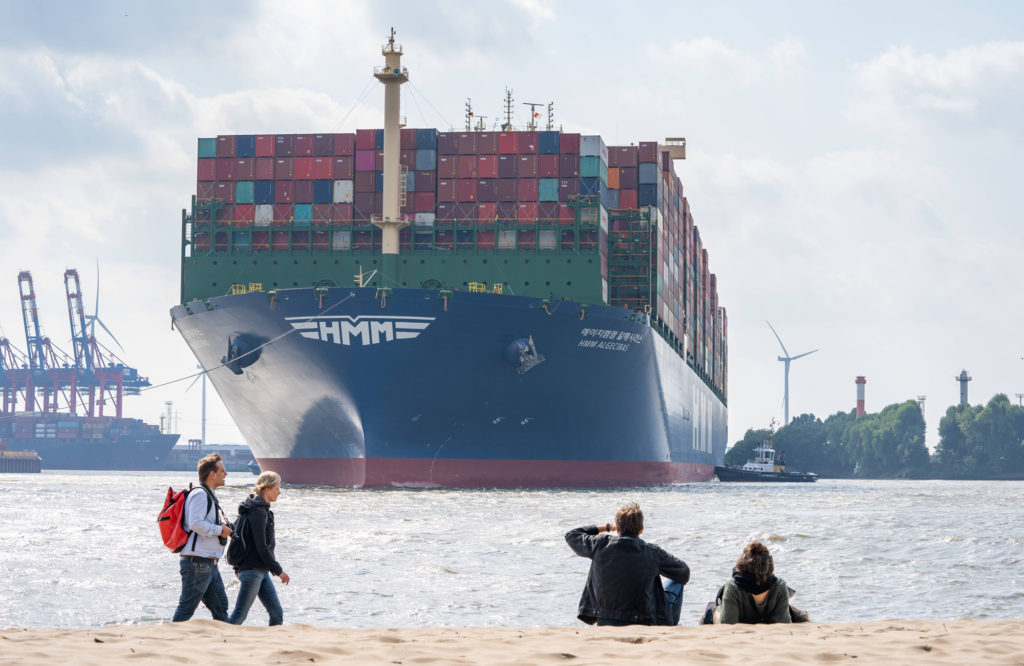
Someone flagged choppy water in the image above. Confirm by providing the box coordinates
[0,472,1021,628]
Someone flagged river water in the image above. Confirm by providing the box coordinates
[0,472,1021,628]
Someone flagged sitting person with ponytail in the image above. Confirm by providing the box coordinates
[714,541,792,624]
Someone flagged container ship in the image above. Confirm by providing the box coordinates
[170,33,727,487]
[0,270,179,470]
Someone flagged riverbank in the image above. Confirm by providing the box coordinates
[2,619,1022,665]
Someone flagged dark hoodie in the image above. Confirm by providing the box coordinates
[233,493,283,575]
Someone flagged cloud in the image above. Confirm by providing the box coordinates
[662,37,808,82]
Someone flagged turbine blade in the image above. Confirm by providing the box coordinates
[185,373,202,392]
[765,320,790,358]
[94,260,100,318]
[95,318,125,352]
[791,349,818,361]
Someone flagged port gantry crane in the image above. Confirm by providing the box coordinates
[0,269,150,418]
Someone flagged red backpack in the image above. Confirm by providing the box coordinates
[157,484,212,553]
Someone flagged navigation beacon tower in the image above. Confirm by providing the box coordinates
[371,28,409,284]
[955,369,972,405]
[855,376,866,417]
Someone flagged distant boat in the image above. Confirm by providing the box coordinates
[715,432,817,483]
[247,459,261,476]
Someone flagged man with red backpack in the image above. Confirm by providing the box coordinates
[171,453,233,622]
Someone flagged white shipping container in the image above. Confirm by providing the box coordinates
[254,204,273,226]
[414,212,435,227]
[538,229,556,249]
[332,230,352,251]
[497,229,517,249]
[580,135,609,163]
[333,179,354,203]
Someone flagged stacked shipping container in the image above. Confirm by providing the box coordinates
[192,129,725,396]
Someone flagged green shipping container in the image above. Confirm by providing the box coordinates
[198,138,217,158]
[538,178,559,202]
[580,156,602,179]
[235,181,255,204]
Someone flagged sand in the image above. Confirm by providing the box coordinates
[2,619,1023,665]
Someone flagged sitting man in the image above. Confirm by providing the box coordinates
[565,502,690,626]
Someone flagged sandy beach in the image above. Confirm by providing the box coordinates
[2,619,1023,665]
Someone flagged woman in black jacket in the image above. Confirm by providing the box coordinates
[228,471,291,625]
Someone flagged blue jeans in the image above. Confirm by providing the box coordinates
[172,557,229,622]
[228,569,283,626]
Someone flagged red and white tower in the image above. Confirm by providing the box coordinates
[855,376,866,417]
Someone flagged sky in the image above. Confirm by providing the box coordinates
[1,0,1022,452]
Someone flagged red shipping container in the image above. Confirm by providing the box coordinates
[477,132,498,154]
[517,202,538,222]
[375,150,384,171]
[518,229,536,249]
[294,135,312,156]
[197,181,215,200]
[355,150,375,171]
[457,133,478,155]
[437,132,457,155]
[312,230,329,249]
[497,179,517,202]
[517,154,538,178]
[216,158,235,181]
[618,167,637,189]
[400,128,417,150]
[455,202,478,221]
[294,157,314,179]
[354,171,375,192]
[274,158,294,180]
[293,180,313,203]
[414,192,435,213]
[458,155,478,179]
[197,158,215,181]
[559,203,575,224]
[312,157,333,180]
[477,178,498,202]
[331,203,353,224]
[497,154,517,178]
[619,189,638,209]
[234,158,254,180]
[497,132,518,154]
[496,201,517,222]
[255,157,274,180]
[558,178,579,201]
[311,204,331,225]
[457,179,478,202]
[333,133,355,155]
[274,181,293,204]
[436,202,456,220]
[254,135,275,156]
[253,230,270,251]
[213,231,229,251]
[272,230,290,248]
[478,155,498,179]
[355,129,377,150]
[517,131,538,154]
[537,201,559,223]
[234,204,254,223]
[437,155,458,178]
[477,202,497,224]
[538,154,558,178]
[560,133,580,154]
[275,134,295,157]
[400,150,416,169]
[638,141,658,163]
[216,204,235,224]
[314,134,334,156]
[214,181,235,203]
[437,180,457,202]
[216,135,236,157]
[609,146,638,168]
[559,154,579,178]
[333,156,354,179]
[478,229,495,249]
[353,192,375,218]
[518,178,538,201]
[415,170,436,191]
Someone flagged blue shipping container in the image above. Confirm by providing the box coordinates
[198,138,217,158]
[601,185,617,211]
[236,135,255,158]
[415,128,438,150]
[580,177,604,197]
[404,170,416,193]
[375,171,384,192]
[638,184,661,207]
[313,180,333,204]
[254,180,275,204]
[375,129,384,150]
[538,131,560,155]
[415,149,437,171]
[294,204,313,222]
[638,162,660,185]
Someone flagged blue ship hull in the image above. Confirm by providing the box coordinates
[170,288,726,487]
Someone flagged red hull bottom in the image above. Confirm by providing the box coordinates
[257,456,715,488]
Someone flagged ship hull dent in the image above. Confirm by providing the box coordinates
[170,287,727,488]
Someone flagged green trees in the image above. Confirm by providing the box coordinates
[933,394,1024,478]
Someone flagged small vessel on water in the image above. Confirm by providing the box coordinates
[0,449,42,473]
[715,435,817,483]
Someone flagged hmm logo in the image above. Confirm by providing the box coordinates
[286,315,434,346]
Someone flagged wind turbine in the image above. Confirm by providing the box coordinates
[766,321,817,425]
[84,260,124,352]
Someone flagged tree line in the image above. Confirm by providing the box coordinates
[724,394,1024,479]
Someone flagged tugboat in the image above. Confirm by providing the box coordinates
[715,426,817,483]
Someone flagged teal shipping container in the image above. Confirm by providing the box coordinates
[235,181,255,204]
[198,138,217,158]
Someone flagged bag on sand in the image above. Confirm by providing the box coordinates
[157,484,212,553]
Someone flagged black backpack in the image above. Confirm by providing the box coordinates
[225,511,249,566]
